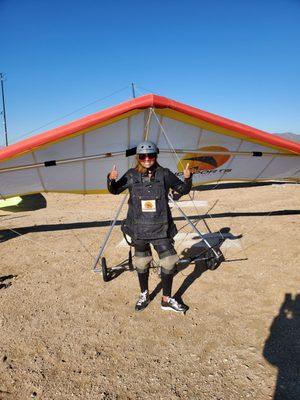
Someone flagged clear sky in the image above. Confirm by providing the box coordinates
[1,0,300,146]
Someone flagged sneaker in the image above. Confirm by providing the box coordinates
[161,297,188,313]
[135,291,150,311]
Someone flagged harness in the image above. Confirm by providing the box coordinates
[121,167,176,240]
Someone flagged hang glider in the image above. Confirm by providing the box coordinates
[0,94,299,199]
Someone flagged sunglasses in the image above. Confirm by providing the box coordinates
[138,154,156,160]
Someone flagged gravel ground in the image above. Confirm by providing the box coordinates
[0,183,299,400]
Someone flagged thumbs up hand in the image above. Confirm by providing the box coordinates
[183,163,191,179]
[109,165,119,180]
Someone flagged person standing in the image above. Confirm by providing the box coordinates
[107,141,192,313]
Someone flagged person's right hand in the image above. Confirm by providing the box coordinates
[109,165,118,180]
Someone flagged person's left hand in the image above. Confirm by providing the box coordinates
[183,163,191,179]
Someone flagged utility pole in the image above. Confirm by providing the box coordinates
[0,73,8,147]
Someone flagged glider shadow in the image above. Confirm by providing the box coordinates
[149,227,243,307]
[0,194,46,212]
[0,209,299,243]
[193,181,298,192]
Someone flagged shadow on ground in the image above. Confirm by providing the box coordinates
[0,275,17,290]
[193,181,299,191]
[0,194,46,212]
[263,293,300,400]
[1,209,299,243]
[148,227,244,308]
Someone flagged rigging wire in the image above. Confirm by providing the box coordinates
[150,109,261,262]
[144,108,153,140]
[11,85,131,143]
[0,196,290,274]
[229,212,291,257]
[92,85,149,263]
[150,110,224,260]
[134,84,160,96]
[0,222,82,263]
[151,109,223,235]
[149,108,279,261]
[3,92,293,269]
[0,204,116,264]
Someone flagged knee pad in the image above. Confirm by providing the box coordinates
[133,249,153,272]
[160,254,179,275]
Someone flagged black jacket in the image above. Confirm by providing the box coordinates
[107,167,192,196]
[107,166,192,240]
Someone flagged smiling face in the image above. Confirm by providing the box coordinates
[138,153,157,169]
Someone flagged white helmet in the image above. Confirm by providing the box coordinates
[136,141,159,154]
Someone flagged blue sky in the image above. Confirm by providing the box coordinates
[1,0,300,146]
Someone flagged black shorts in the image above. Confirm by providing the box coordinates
[132,238,176,259]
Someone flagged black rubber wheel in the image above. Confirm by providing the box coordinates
[101,257,109,282]
[205,249,216,270]
[205,248,225,270]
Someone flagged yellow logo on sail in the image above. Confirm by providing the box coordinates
[177,146,230,172]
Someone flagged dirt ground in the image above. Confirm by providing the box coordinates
[0,183,299,400]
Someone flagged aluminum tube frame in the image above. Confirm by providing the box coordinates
[0,151,126,174]
[1,148,297,174]
[93,192,129,272]
[168,194,219,259]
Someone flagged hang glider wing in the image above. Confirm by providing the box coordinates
[0,94,299,199]
[0,193,46,211]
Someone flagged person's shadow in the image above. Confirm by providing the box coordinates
[149,227,244,307]
[263,293,300,399]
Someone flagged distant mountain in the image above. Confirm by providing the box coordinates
[273,132,300,143]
